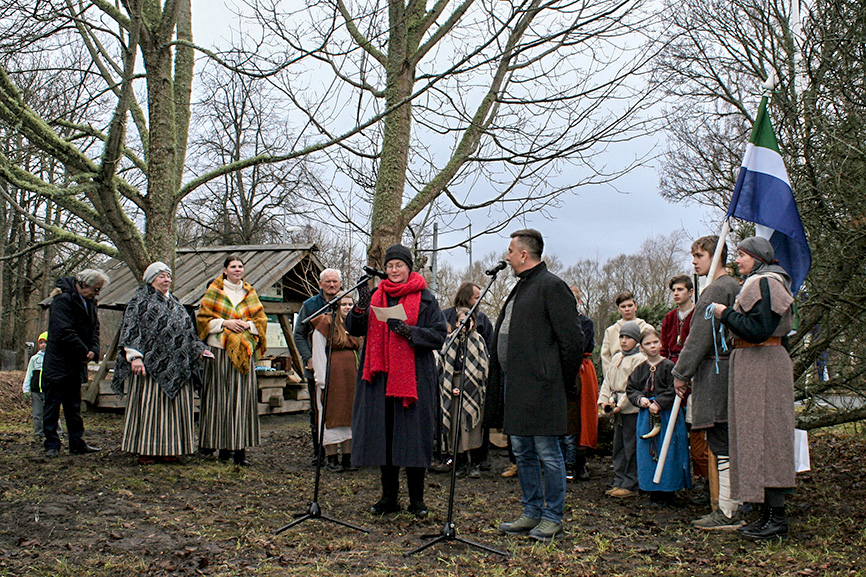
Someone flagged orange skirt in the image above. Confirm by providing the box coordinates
[566,355,599,448]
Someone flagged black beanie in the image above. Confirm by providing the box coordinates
[384,244,413,270]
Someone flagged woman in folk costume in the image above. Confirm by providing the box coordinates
[310,294,364,472]
[626,327,691,505]
[712,236,796,541]
[439,307,489,478]
[112,262,214,465]
[196,255,268,466]
[348,244,447,518]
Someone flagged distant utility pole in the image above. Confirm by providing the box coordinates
[468,223,473,279]
[431,222,438,292]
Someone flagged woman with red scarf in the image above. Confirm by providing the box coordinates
[348,244,447,518]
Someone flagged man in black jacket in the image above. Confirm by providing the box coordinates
[43,269,109,457]
[491,229,583,542]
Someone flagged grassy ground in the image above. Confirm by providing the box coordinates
[1,372,864,576]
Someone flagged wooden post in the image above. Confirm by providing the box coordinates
[83,325,121,405]
[278,313,304,376]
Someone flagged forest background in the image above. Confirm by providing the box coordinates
[0,0,864,430]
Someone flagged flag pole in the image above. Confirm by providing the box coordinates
[653,74,779,484]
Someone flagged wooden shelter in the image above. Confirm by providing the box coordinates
[82,244,323,413]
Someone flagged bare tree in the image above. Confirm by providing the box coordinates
[0,1,353,278]
[251,0,660,264]
[654,0,866,428]
[179,59,321,247]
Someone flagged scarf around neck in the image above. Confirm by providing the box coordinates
[439,329,488,433]
[112,284,206,399]
[362,272,426,406]
[197,276,267,373]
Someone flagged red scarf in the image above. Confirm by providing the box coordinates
[362,272,426,406]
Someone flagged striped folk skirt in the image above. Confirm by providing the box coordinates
[121,374,196,456]
[199,347,260,451]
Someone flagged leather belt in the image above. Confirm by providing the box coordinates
[732,336,782,349]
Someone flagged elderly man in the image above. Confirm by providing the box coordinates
[489,229,583,542]
[43,269,110,457]
[293,268,343,463]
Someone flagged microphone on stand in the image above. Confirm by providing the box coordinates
[485,260,508,276]
[363,265,388,280]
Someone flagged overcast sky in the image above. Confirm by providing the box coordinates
[190,1,724,269]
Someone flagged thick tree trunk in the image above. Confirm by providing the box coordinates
[368,32,415,266]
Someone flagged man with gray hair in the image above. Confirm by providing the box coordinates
[43,269,110,457]
[293,267,343,463]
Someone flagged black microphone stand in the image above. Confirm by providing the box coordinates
[275,276,373,536]
[406,269,508,557]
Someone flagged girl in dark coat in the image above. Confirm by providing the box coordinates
[348,244,447,518]
[626,327,691,504]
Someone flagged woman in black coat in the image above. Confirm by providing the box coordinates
[348,244,447,518]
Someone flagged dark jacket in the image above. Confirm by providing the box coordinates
[43,276,100,383]
[486,262,583,436]
[626,358,676,411]
[578,311,594,355]
[348,288,447,468]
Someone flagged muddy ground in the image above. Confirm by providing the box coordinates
[0,371,864,576]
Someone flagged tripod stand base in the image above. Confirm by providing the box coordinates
[406,522,509,557]
[275,501,369,535]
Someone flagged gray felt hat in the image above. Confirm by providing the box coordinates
[619,320,642,342]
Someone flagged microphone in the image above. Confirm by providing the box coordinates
[485,260,508,276]
[363,265,387,280]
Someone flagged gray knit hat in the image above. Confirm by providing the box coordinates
[384,244,413,270]
[143,261,171,285]
[619,320,642,342]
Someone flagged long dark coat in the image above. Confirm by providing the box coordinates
[43,276,100,384]
[486,262,583,436]
[348,288,447,468]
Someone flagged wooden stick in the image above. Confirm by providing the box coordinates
[653,218,731,484]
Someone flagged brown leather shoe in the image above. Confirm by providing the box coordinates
[609,487,637,498]
[501,463,518,478]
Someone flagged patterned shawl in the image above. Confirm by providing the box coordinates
[439,329,488,436]
[112,284,206,399]
[361,272,426,406]
[197,276,268,373]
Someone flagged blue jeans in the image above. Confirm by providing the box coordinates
[559,434,578,466]
[511,435,566,523]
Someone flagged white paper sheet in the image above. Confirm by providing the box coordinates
[371,304,407,322]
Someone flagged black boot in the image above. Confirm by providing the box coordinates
[742,506,788,541]
[218,449,232,462]
[371,466,401,514]
[233,449,250,467]
[406,466,428,518]
[341,453,358,472]
[326,454,343,472]
[575,453,591,481]
[738,505,771,535]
